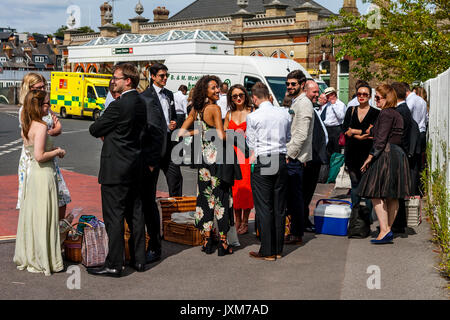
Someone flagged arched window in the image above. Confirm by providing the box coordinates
[87,65,97,73]
[271,49,288,59]
[75,65,84,73]
[250,50,264,57]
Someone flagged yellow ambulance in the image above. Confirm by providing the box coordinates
[50,72,111,120]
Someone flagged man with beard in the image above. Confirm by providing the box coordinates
[284,70,314,245]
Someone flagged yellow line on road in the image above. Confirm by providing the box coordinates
[0,235,16,241]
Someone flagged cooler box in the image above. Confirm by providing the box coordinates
[314,199,352,236]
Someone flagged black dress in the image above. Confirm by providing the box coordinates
[343,106,380,171]
[358,108,411,199]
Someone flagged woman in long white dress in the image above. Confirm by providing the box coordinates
[16,73,71,220]
[14,90,67,275]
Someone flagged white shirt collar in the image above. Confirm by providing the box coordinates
[258,101,273,109]
[121,89,136,96]
[153,83,164,94]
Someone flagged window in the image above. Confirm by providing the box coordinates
[35,56,45,63]
[87,86,96,100]
[250,50,264,57]
[0,57,6,62]
[95,86,108,98]
[270,49,288,59]
[265,77,287,106]
[339,60,350,74]
[244,76,262,95]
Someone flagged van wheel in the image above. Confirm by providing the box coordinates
[93,109,100,121]
[60,107,69,119]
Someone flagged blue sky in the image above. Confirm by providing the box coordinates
[0,0,371,35]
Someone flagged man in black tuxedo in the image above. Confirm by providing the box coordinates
[88,63,147,277]
[139,63,183,263]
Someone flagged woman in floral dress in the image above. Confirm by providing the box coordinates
[17,73,71,220]
[178,75,234,256]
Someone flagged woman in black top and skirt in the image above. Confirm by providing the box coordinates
[358,84,411,244]
[343,83,379,209]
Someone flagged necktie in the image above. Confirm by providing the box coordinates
[320,105,328,121]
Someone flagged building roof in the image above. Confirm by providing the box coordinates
[81,30,230,46]
[169,0,334,21]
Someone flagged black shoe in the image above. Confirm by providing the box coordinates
[87,265,122,278]
[304,226,316,233]
[218,239,233,256]
[145,250,161,263]
[201,237,214,254]
[133,263,146,272]
[391,227,406,234]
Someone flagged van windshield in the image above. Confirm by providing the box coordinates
[318,82,328,94]
[94,86,108,98]
[265,77,287,106]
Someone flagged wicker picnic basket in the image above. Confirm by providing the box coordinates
[124,220,150,261]
[63,231,83,263]
[158,196,197,222]
[163,220,203,246]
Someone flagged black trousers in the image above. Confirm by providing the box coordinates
[325,125,343,158]
[286,159,304,237]
[302,161,322,228]
[101,183,146,269]
[161,132,183,196]
[251,154,288,256]
[175,113,186,130]
[141,167,161,253]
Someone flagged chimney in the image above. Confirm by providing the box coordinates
[294,1,321,22]
[264,0,288,18]
[24,47,32,60]
[100,2,113,26]
[153,6,169,22]
[28,36,37,48]
[342,0,359,16]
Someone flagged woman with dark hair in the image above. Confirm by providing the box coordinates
[342,84,379,209]
[223,84,254,235]
[358,84,411,244]
[14,90,66,275]
[178,75,234,256]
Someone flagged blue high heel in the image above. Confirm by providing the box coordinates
[371,231,394,244]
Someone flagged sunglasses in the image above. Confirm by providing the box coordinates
[157,73,170,79]
[31,85,46,90]
[286,81,299,87]
[357,92,370,98]
[375,95,384,101]
[232,93,245,100]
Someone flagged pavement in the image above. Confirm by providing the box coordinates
[0,103,448,300]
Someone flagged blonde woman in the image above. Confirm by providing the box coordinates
[358,84,411,244]
[17,73,71,220]
[14,90,66,275]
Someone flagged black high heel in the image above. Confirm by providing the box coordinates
[218,238,233,256]
[201,237,214,254]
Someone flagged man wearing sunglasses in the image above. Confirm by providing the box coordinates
[140,63,183,264]
[284,70,314,245]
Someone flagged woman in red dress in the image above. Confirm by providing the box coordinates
[224,84,254,234]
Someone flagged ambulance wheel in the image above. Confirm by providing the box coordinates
[93,109,100,121]
[60,107,69,119]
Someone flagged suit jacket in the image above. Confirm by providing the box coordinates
[89,90,147,185]
[140,84,177,157]
[311,111,328,164]
[286,93,314,163]
[396,102,420,158]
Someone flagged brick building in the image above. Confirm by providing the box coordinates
[64,0,364,103]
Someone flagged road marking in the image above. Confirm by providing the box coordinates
[62,129,89,134]
[0,138,22,149]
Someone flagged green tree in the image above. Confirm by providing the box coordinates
[113,22,131,31]
[53,25,95,38]
[322,0,450,83]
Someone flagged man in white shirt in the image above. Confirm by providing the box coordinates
[173,84,188,128]
[216,82,229,120]
[246,82,291,261]
[320,87,346,158]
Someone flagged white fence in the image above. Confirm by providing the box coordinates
[424,68,450,191]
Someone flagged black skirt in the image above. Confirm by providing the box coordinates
[358,143,411,199]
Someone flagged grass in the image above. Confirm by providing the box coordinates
[421,141,450,283]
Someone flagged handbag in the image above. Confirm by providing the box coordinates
[338,132,346,147]
[335,165,351,189]
[81,220,109,268]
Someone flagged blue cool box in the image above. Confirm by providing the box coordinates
[314,200,352,236]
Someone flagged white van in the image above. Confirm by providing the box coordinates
[164,54,327,107]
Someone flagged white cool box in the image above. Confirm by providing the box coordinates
[313,199,353,236]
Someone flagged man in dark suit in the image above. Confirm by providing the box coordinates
[391,82,420,233]
[139,63,183,263]
[88,63,147,277]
